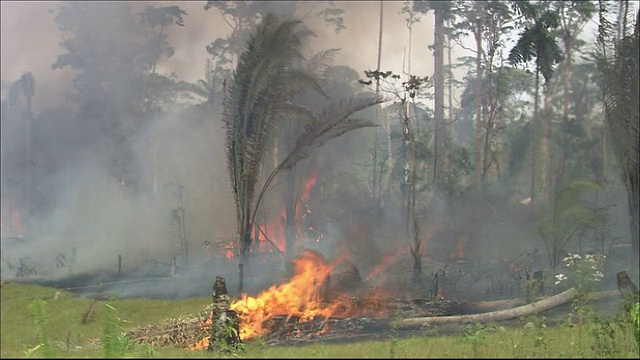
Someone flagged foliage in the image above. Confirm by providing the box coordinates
[4,283,640,358]
[222,13,382,279]
[462,322,491,357]
[595,0,639,260]
[50,2,189,189]
[508,9,563,85]
[202,1,347,105]
[632,302,640,346]
[536,180,605,269]
[26,299,56,358]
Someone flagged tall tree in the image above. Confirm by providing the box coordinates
[52,2,187,191]
[473,2,484,195]
[509,8,563,205]
[596,0,639,262]
[372,0,384,201]
[223,13,382,292]
[551,1,596,187]
[414,0,454,192]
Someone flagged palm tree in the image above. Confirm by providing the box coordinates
[223,13,382,292]
[596,1,639,262]
[508,9,563,205]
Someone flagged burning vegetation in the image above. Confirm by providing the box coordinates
[187,249,392,350]
[2,1,639,355]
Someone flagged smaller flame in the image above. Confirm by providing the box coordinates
[187,312,213,351]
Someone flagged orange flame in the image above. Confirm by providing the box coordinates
[230,250,347,340]
[252,173,317,255]
[187,312,213,350]
[189,250,399,350]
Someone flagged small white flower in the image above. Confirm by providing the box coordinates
[593,271,604,282]
[555,273,568,285]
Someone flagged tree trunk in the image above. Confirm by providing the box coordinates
[474,12,484,194]
[561,38,572,187]
[372,0,384,201]
[395,288,619,329]
[25,94,32,217]
[239,214,252,293]
[627,182,639,263]
[284,169,296,260]
[539,95,550,204]
[446,20,453,176]
[384,109,394,196]
[530,68,540,204]
[433,7,445,192]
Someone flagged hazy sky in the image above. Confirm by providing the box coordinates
[0,1,463,113]
[2,1,614,113]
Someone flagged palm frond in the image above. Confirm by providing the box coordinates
[279,97,383,171]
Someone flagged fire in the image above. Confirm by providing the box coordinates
[250,173,318,255]
[296,174,317,221]
[188,249,405,351]
[189,250,351,350]
[187,312,213,351]
[230,250,347,340]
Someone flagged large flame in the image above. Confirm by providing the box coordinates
[188,250,351,350]
[230,249,347,340]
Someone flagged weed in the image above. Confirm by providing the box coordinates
[590,314,619,357]
[388,309,403,358]
[25,298,56,358]
[529,316,551,356]
[463,322,489,357]
[627,301,640,346]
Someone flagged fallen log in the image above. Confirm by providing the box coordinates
[460,298,528,314]
[394,288,619,329]
[396,288,578,328]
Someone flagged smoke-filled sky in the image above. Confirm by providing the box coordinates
[2,1,635,299]
[0,1,464,113]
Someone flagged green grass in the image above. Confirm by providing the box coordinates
[1,282,638,358]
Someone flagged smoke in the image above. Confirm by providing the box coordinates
[1,1,636,302]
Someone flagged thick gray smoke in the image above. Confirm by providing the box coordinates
[1,1,636,302]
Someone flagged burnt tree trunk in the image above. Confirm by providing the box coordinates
[208,276,240,352]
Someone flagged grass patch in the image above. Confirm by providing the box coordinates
[1,282,638,358]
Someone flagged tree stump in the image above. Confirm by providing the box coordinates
[208,276,240,352]
[616,271,639,302]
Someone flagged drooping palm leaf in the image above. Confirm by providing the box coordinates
[223,14,318,239]
[596,2,639,260]
[251,96,383,227]
[223,13,384,264]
